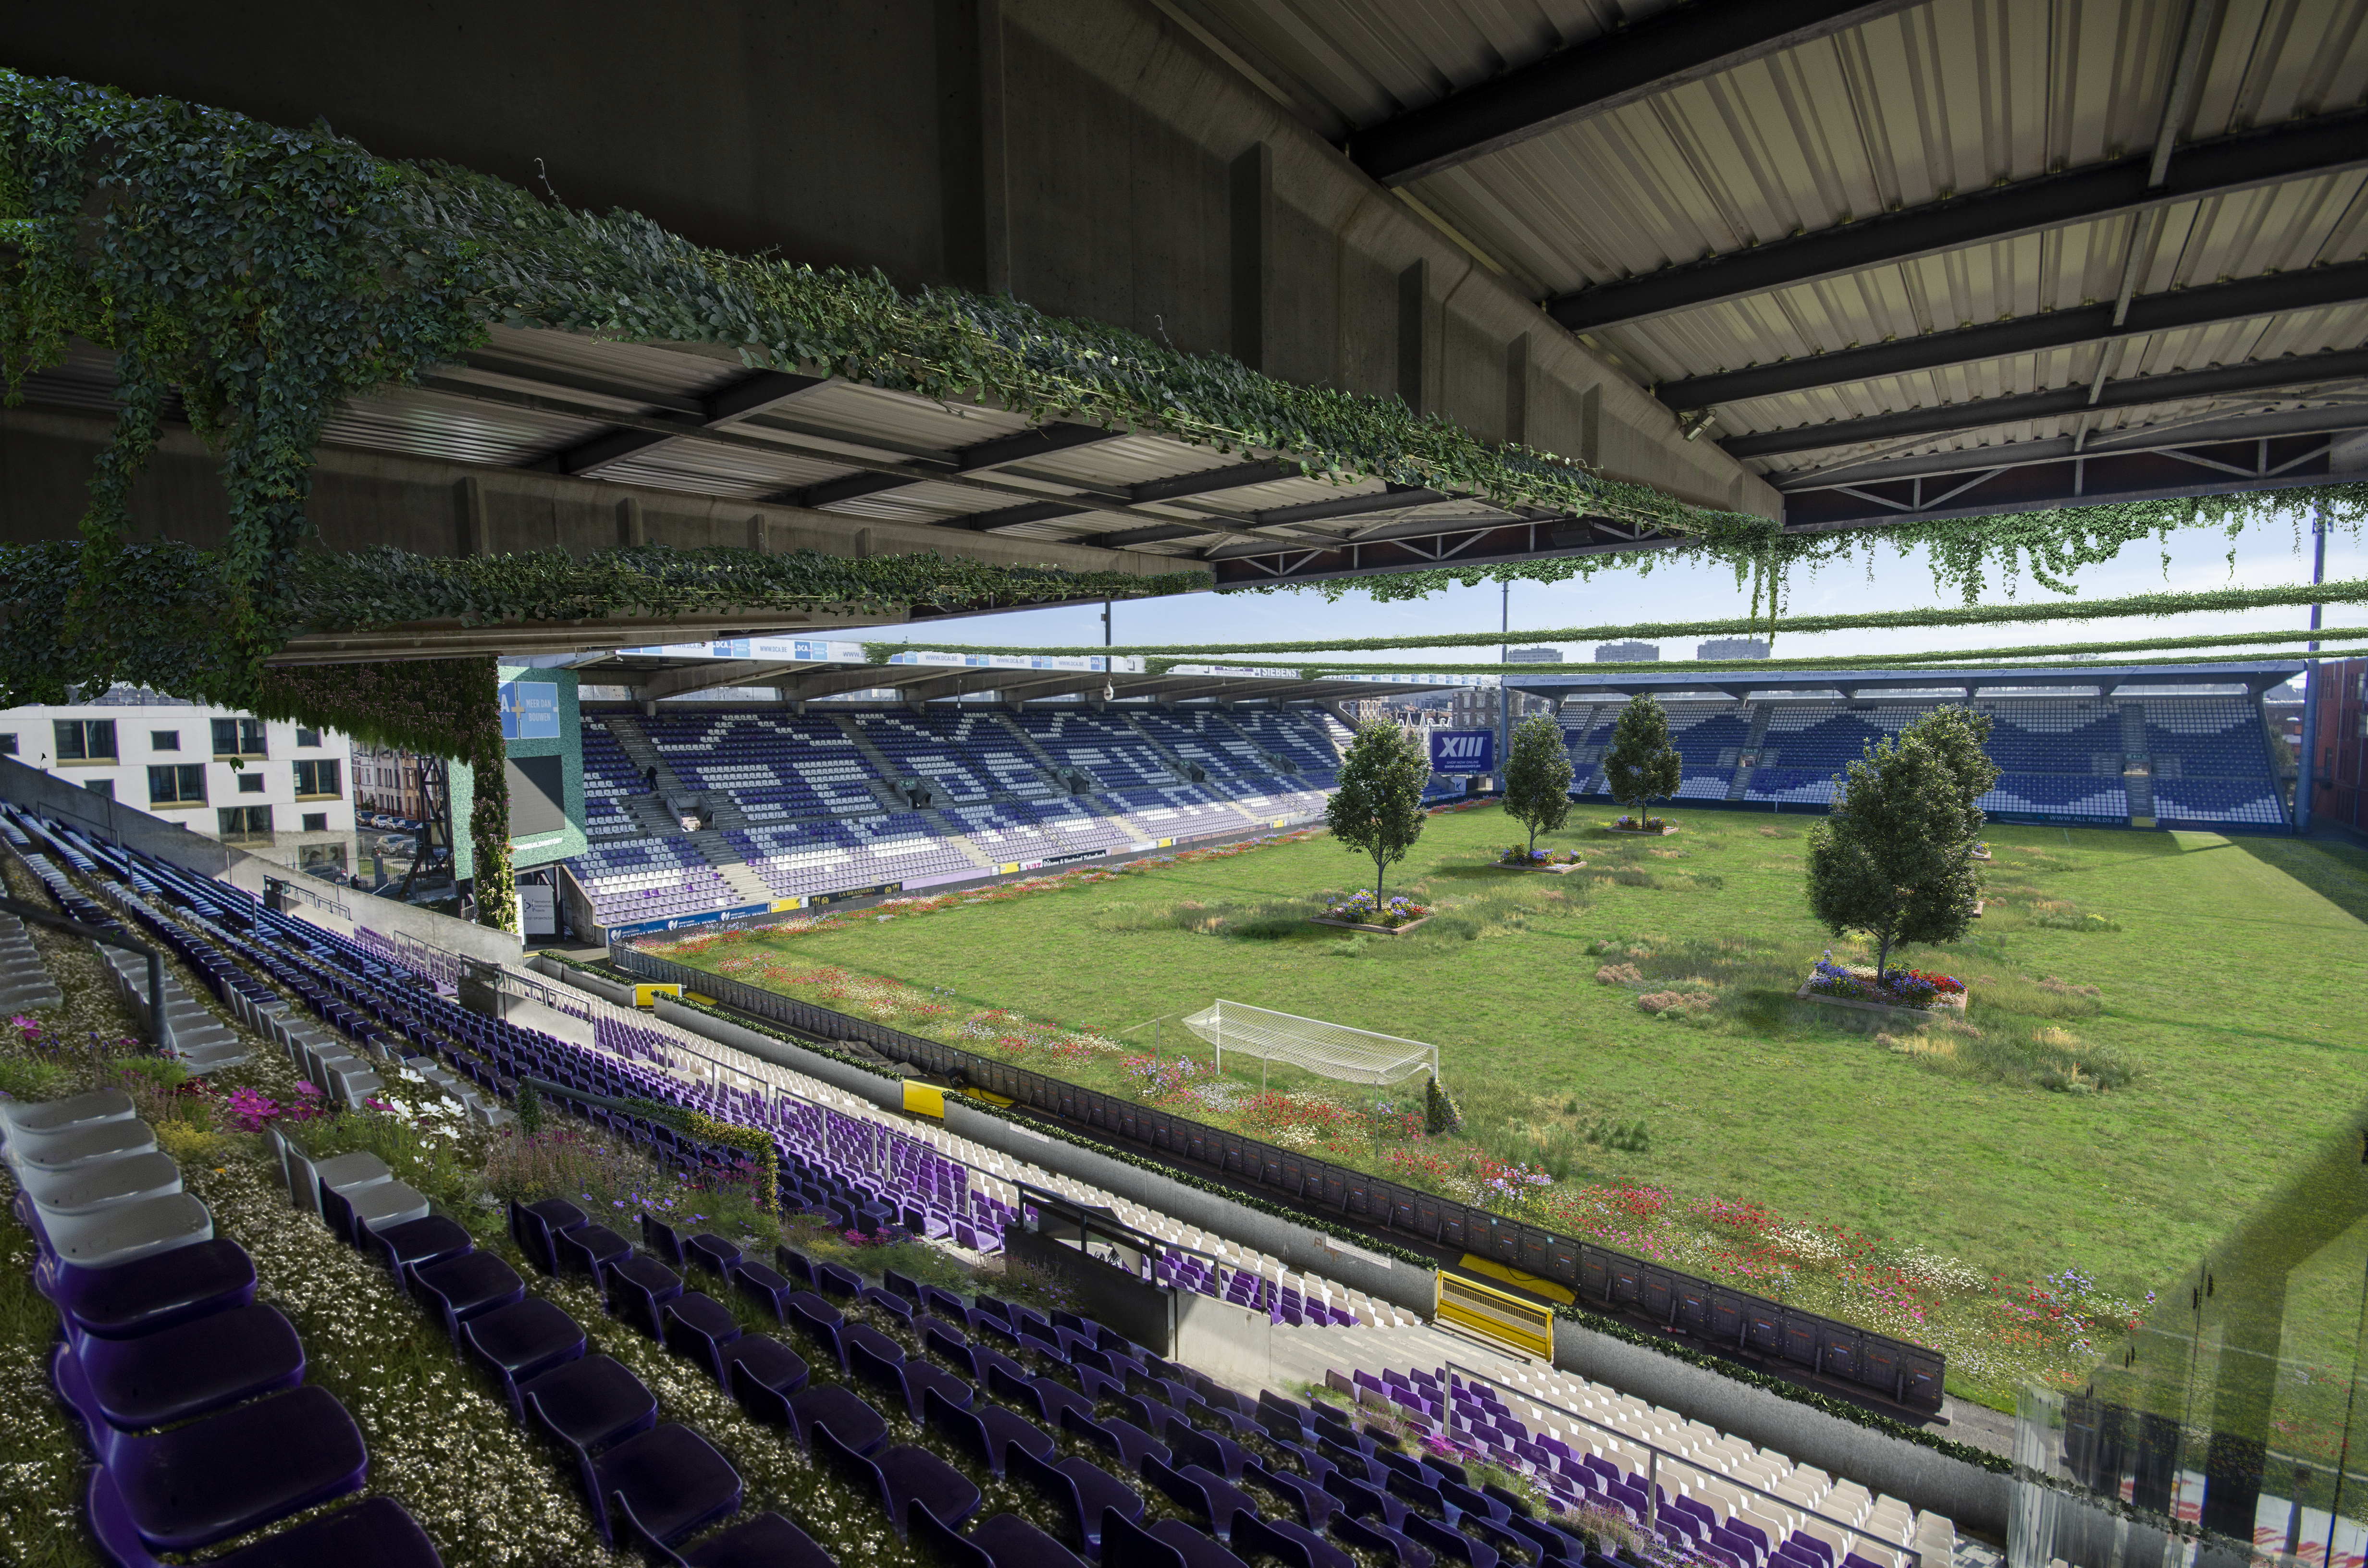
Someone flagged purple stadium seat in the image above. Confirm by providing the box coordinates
[685,1233,742,1276]
[59,1303,304,1432]
[640,1213,688,1266]
[1332,1512,1425,1567]
[581,1422,741,1549]
[1233,1512,1358,1568]
[1060,1407,1169,1471]
[100,1384,368,1552]
[813,1261,863,1300]
[1008,1444,1143,1557]
[616,1497,834,1568]
[409,1250,525,1335]
[1098,1511,1191,1568]
[521,1354,658,1456]
[508,1198,587,1274]
[86,1474,443,1568]
[1245,1458,1335,1530]
[39,1237,255,1340]
[926,1389,1052,1479]
[785,1384,887,1455]
[717,1335,809,1415]
[727,1260,794,1322]
[366,1215,473,1277]
[659,1291,743,1381]
[1168,1421,1252,1482]
[814,1423,983,1541]
[1407,1514,1500,1568]
[602,1253,685,1338]
[552,1222,632,1279]
[461,1298,587,1406]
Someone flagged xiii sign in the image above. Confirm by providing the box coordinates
[1428,729,1494,772]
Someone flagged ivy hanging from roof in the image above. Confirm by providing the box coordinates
[865,575,2368,663]
[1280,483,2368,607]
[0,537,1204,714]
[0,68,1723,687]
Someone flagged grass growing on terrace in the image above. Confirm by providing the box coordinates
[652,808,2368,1410]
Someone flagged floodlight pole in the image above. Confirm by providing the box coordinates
[2297,503,2327,835]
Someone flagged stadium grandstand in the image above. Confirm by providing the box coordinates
[543,655,2301,943]
[1532,662,2298,833]
[543,643,1435,940]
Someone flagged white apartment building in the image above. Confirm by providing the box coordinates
[0,689,357,862]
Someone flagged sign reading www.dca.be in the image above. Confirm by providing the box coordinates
[1428,729,1494,772]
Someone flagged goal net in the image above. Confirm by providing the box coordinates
[1178,1000,1437,1086]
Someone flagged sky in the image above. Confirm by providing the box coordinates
[863,507,2365,684]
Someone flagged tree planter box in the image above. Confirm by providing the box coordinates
[1311,916,1433,936]
[1794,985,1969,1026]
[1971,848,1993,862]
[1606,822,1678,836]
[1490,860,1586,873]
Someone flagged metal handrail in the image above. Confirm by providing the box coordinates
[1441,1359,1922,1568]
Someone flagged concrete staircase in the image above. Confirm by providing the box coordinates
[687,831,775,903]
[0,911,62,1015]
[1729,701,1774,800]
[2118,703,2156,821]
[604,714,683,795]
[1212,711,1301,777]
[1120,713,1206,783]
[993,711,1093,797]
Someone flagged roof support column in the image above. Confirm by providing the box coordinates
[1230,143,1273,372]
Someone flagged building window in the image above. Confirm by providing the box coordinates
[211,717,266,759]
[85,778,114,800]
[294,759,341,798]
[302,812,330,833]
[55,719,117,760]
[148,764,206,805]
[0,733,15,756]
[237,772,266,794]
[151,729,180,752]
[218,806,272,841]
[296,727,321,747]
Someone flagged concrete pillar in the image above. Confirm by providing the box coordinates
[1397,259,1429,414]
[455,476,488,556]
[1505,333,1529,448]
[1230,143,1272,372]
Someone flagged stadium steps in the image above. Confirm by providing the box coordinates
[990,710,1094,796]
[684,831,775,904]
[604,713,686,795]
[1212,710,1300,777]
[620,794,691,840]
[1729,702,1774,800]
[1118,713,1205,783]
[2117,703,2156,821]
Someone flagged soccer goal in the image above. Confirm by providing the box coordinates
[1177,1000,1438,1089]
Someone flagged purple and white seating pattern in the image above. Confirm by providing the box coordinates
[571,837,742,925]
[1350,1366,1954,1568]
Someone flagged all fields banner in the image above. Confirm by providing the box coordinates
[1429,729,1494,772]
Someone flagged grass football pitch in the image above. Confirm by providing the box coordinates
[656,807,2368,1407]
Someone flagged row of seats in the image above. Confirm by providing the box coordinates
[5,1088,444,1567]
[568,704,1346,927]
[1347,1362,1956,1568]
[14,804,1954,1568]
[1544,695,2285,826]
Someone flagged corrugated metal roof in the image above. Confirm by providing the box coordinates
[1191,0,2368,481]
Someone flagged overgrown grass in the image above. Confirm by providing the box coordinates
[654,808,2368,1409]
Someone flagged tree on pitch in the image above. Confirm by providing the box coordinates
[1503,712,1575,850]
[1805,713,1986,980]
[1603,694,1683,826]
[1326,721,1431,903]
[1904,704,2000,819]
